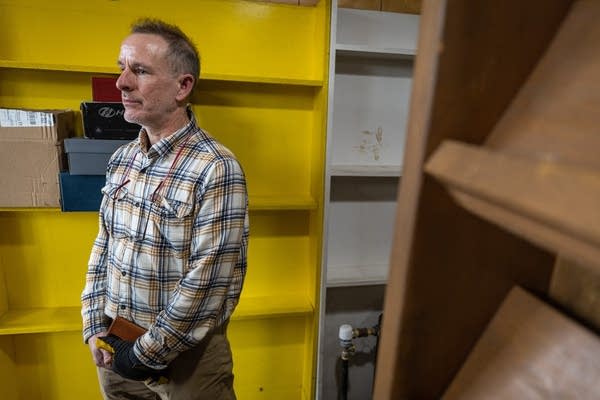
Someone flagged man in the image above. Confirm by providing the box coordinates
[81,18,249,400]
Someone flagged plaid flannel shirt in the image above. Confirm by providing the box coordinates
[81,110,249,369]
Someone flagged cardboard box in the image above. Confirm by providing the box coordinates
[64,138,131,175]
[81,102,140,140]
[0,108,74,207]
[59,172,104,212]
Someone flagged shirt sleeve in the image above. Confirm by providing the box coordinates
[134,157,249,368]
[80,192,112,343]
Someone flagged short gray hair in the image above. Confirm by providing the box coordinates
[130,18,200,89]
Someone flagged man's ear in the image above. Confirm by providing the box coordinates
[176,74,195,102]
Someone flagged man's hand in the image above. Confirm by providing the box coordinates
[96,335,164,381]
[88,331,113,368]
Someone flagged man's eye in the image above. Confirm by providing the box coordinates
[135,68,147,75]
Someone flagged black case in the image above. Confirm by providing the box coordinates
[81,102,140,140]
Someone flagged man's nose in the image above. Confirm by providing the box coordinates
[116,69,133,92]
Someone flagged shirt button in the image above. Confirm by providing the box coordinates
[120,305,126,310]
[122,271,127,277]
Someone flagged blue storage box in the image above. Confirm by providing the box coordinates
[59,172,105,211]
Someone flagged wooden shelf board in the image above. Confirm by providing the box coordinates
[425,140,600,271]
[330,164,402,177]
[0,60,323,87]
[336,44,416,59]
[444,287,600,399]
[0,295,314,335]
[326,263,388,287]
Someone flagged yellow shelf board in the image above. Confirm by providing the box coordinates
[250,196,318,210]
[201,72,323,87]
[0,307,81,335]
[0,207,63,212]
[0,60,323,87]
[0,295,313,335]
[0,196,317,212]
[0,60,116,74]
[233,294,314,320]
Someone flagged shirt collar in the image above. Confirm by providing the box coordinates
[137,107,197,159]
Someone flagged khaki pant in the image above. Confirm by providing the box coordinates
[97,324,235,400]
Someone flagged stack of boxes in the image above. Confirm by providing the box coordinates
[0,77,139,211]
[59,77,139,211]
[61,101,139,211]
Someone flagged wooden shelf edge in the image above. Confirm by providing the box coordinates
[425,140,600,270]
[444,286,600,398]
[0,60,323,87]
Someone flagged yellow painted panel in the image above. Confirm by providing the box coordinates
[0,294,312,335]
[0,210,314,307]
[193,105,314,199]
[13,332,102,400]
[0,70,320,201]
[0,336,18,399]
[0,211,98,308]
[244,211,311,297]
[3,318,307,399]
[0,69,92,110]
[0,0,322,82]
[245,236,311,294]
[230,317,307,399]
[0,0,330,398]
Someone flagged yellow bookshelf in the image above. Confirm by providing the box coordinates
[0,1,330,399]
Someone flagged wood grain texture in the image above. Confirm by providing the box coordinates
[373,0,573,398]
[382,0,422,13]
[443,286,600,399]
[550,257,600,332]
[486,0,600,171]
[338,0,381,10]
[425,140,600,271]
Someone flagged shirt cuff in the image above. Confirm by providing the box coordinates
[82,310,111,344]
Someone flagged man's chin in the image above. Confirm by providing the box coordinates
[123,112,141,125]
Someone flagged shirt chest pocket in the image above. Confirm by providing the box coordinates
[101,183,135,240]
[149,196,194,258]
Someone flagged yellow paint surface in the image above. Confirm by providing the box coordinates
[0,0,329,398]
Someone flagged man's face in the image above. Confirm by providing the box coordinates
[116,33,181,130]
